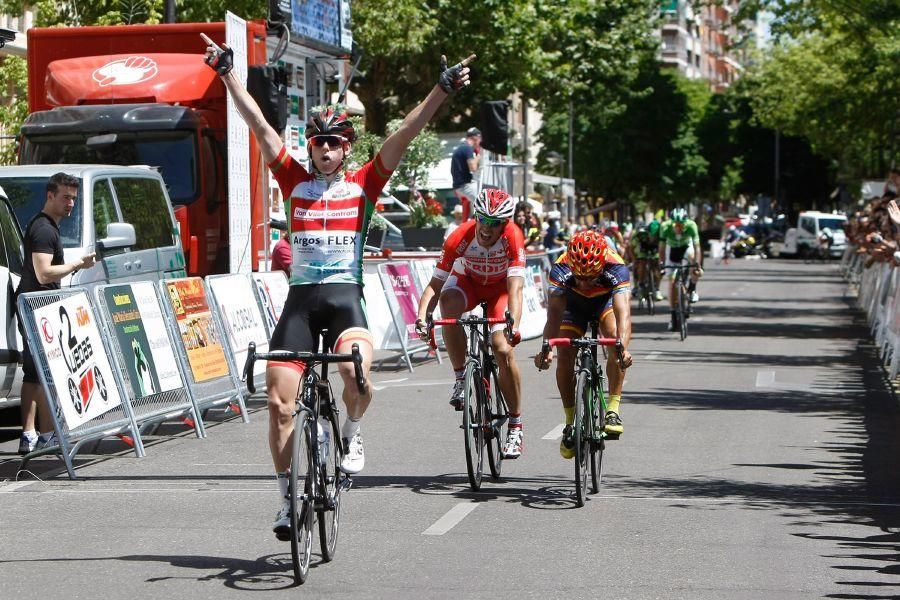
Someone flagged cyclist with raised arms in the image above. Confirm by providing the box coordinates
[658,208,703,332]
[204,39,474,538]
[415,189,526,459]
[534,230,633,457]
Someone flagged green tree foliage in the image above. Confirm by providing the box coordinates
[741,0,900,178]
[0,55,27,165]
[385,119,442,193]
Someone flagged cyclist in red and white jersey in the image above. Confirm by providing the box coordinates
[205,40,475,538]
[415,189,527,458]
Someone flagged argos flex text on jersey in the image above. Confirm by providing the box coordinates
[269,146,393,286]
[434,220,526,285]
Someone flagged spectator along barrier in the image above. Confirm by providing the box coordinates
[843,245,900,380]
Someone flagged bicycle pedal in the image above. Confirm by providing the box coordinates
[340,477,353,491]
[604,432,621,441]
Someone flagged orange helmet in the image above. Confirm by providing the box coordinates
[566,230,608,277]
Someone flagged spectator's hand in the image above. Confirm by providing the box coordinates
[79,252,96,270]
[438,54,476,93]
[888,199,900,226]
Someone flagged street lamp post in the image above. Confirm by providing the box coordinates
[547,151,565,216]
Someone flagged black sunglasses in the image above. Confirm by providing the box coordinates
[308,135,347,148]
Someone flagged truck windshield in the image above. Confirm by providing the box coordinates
[818,218,846,231]
[0,177,83,249]
[21,131,198,205]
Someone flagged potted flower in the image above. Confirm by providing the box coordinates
[402,190,447,249]
[367,202,389,249]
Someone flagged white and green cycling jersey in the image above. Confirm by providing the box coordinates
[659,219,700,250]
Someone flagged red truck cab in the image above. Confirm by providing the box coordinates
[21,22,269,275]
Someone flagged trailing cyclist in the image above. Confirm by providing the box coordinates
[627,225,662,301]
[658,208,703,332]
[416,189,526,459]
[534,230,634,458]
[205,40,475,538]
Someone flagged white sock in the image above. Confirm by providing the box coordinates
[22,429,37,440]
[276,472,289,502]
[341,417,360,440]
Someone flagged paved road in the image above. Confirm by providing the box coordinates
[1,259,898,599]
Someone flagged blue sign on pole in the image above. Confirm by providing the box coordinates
[291,0,352,54]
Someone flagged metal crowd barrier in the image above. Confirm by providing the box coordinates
[843,245,900,379]
[158,277,248,424]
[95,281,206,439]
[17,288,145,479]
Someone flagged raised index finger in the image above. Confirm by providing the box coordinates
[459,54,477,67]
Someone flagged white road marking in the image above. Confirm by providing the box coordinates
[755,370,809,393]
[373,380,446,391]
[0,481,35,493]
[645,351,661,361]
[422,502,479,536]
[542,424,566,440]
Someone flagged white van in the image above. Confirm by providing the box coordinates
[780,211,848,258]
[0,165,186,287]
[0,187,24,409]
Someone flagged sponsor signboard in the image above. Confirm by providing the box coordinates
[164,278,229,382]
[32,292,123,428]
[381,262,421,342]
[252,271,290,333]
[207,275,269,378]
[102,282,182,399]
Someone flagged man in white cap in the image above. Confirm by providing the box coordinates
[444,203,465,239]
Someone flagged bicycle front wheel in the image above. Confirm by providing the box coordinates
[590,385,605,494]
[463,362,486,491]
[318,413,343,562]
[573,368,591,507]
[485,366,508,480]
[289,418,315,584]
[677,281,688,341]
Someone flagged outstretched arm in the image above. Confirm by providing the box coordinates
[378,54,476,172]
[203,37,282,164]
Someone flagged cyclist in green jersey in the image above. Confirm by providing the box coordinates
[658,208,703,332]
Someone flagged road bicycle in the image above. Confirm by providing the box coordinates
[427,305,512,491]
[242,339,365,585]
[663,262,697,341]
[541,325,623,507]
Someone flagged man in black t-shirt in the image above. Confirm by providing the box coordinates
[450,127,481,220]
[15,172,95,454]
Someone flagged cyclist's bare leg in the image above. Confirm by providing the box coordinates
[668,275,677,309]
[490,330,521,414]
[266,366,303,472]
[555,332,578,409]
[438,289,467,370]
[600,311,624,396]
[333,334,374,420]
[634,260,646,293]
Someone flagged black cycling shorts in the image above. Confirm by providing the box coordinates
[560,290,617,337]
[269,283,370,356]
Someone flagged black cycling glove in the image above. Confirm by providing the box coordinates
[438,55,467,93]
[205,44,234,76]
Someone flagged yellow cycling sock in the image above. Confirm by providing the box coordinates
[563,406,575,425]
[607,395,621,415]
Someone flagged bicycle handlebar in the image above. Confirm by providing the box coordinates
[241,341,367,395]
[540,337,626,370]
[425,311,516,349]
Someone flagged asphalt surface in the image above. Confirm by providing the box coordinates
[1,258,898,599]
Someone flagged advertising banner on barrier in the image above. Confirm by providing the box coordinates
[103,282,182,398]
[164,279,229,382]
[32,292,123,429]
[208,275,269,378]
[382,262,420,342]
[251,271,289,333]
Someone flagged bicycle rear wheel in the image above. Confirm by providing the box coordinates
[485,367,508,480]
[573,368,591,507]
[289,418,314,584]
[317,412,343,562]
[463,362,486,491]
